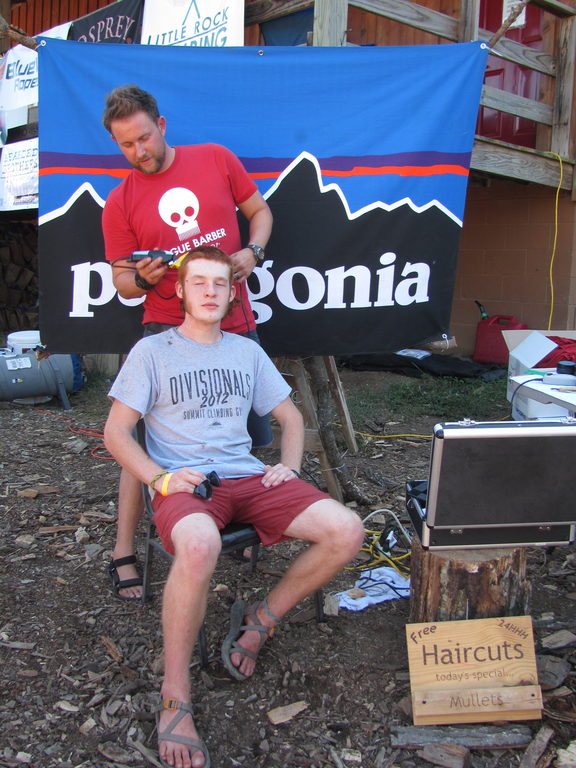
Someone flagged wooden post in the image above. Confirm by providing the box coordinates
[551,16,576,159]
[458,0,479,42]
[409,538,532,623]
[323,355,358,454]
[313,0,348,46]
[280,357,345,502]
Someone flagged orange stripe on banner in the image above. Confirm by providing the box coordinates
[250,172,281,180]
[39,167,130,178]
[249,164,468,181]
[322,165,469,178]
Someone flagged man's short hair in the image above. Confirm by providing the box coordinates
[102,85,160,132]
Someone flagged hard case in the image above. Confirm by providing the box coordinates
[406,419,576,550]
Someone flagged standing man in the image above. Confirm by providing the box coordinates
[102,85,273,600]
[104,247,364,768]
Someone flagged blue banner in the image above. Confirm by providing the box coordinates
[38,38,488,354]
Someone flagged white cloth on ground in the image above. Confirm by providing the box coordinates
[337,566,410,611]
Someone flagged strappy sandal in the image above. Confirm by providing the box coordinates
[221,599,280,681]
[156,698,210,768]
[108,555,143,601]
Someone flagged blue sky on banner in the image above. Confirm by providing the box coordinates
[38,38,488,223]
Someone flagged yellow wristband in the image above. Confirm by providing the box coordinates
[150,470,168,491]
[160,473,173,497]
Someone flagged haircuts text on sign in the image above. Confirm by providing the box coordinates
[406,616,542,725]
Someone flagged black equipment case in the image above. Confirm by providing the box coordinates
[406,419,576,550]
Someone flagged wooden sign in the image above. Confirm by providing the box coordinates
[406,616,542,725]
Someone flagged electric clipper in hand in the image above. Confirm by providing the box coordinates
[129,250,175,265]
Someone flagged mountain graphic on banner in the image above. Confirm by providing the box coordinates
[245,154,461,356]
[264,151,462,224]
[39,154,461,354]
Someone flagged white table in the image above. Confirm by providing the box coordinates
[510,374,576,416]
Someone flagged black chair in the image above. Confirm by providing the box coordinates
[136,422,324,667]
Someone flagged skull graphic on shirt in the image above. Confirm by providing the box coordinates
[158,187,201,241]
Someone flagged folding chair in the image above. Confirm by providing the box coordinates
[136,422,324,667]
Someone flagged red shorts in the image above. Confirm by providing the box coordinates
[152,475,330,555]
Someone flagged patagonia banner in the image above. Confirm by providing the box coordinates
[38,39,488,355]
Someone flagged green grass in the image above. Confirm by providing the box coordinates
[346,374,509,427]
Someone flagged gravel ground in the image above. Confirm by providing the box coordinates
[0,371,575,768]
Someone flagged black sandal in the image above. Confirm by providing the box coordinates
[226,546,262,563]
[108,555,143,601]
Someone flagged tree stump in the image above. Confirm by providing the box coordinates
[409,538,532,623]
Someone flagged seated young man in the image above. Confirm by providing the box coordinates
[104,245,364,768]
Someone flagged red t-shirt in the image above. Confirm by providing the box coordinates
[102,143,257,333]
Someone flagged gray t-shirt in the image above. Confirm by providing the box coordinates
[109,328,291,478]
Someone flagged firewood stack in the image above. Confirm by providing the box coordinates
[0,222,38,338]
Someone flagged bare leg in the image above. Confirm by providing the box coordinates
[158,513,221,768]
[230,499,364,678]
[111,469,144,599]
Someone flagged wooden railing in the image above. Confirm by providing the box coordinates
[246,0,576,197]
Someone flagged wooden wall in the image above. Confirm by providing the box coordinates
[347,1,458,47]
[10,0,116,37]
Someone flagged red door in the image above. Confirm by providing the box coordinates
[477,0,544,148]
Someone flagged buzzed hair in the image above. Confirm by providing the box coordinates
[178,246,234,285]
[102,85,160,132]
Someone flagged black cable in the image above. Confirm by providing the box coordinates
[300,466,321,490]
[355,574,410,599]
[151,287,177,301]
[110,261,176,301]
[509,376,545,416]
[110,263,137,271]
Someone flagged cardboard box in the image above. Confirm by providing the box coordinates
[502,329,558,379]
[502,329,576,420]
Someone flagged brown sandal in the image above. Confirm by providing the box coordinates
[221,599,280,681]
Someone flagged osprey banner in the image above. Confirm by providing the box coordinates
[38,38,488,354]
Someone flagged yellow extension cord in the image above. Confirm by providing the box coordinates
[545,152,563,331]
